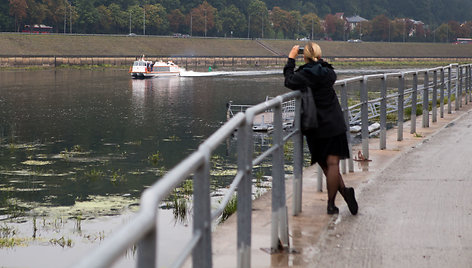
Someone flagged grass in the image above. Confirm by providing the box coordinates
[172,196,188,223]
[1,34,472,59]
[221,195,237,223]
[0,237,27,248]
[49,236,73,248]
[83,169,104,181]
[148,151,162,166]
[0,224,27,248]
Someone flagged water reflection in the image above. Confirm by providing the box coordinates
[0,70,289,219]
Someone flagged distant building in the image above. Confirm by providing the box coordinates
[335,13,345,20]
[408,19,425,37]
[345,15,368,31]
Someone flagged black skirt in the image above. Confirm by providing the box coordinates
[305,132,350,166]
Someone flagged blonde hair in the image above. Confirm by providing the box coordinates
[303,42,322,62]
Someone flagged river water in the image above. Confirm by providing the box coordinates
[0,68,295,267]
[0,66,411,267]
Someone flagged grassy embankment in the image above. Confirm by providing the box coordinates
[0,33,471,69]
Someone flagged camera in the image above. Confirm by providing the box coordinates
[298,46,304,54]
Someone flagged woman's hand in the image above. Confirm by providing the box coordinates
[288,45,299,59]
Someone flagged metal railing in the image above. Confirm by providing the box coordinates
[74,63,471,268]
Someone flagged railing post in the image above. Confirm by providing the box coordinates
[440,68,445,118]
[192,151,212,268]
[467,65,471,102]
[411,72,418,134]
[317,165,323,192]
[459,66,463,108]
[455,65,460,111]
[397,73,405,141]
[292,94,303,216]
[237,114,253,268]
[469,65,472,101]
[465,66,469,105]
[360,77,369,159]
[448,66,452,114]
[237,116,252,268]
[432,70,438,122]
[271,102,289,250]
[339,82,353,171]
[423,71,429,128]
[380,74,387,149]
[137,228,157,268]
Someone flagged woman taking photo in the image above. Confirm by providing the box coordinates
[283,42,358,215]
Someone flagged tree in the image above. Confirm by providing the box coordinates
[458,21,472,38]
[301,13,321,40]
[247,0,268,38]
[26,0,47,25]
[144,4,168,35]
[9,0,28,31]
[324,14,344,40]
[96,5,112,33]
[447,20,461,42]
[288,10,301,39]
[108,3,127,34]
[76,0,100,33]
[187,1,217,36]
[156,0,181,12]
[0,1,14,31]
[42,0,68,32]
[218,5,246,37]
[271,7,291,39]
[370,14,390,41]
[231,0,251,15]
[128,5,144,34]
[435,23,450,42]
[168,9,185,33]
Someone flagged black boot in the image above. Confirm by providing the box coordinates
[341,187,358,215]
[327,202,339,215]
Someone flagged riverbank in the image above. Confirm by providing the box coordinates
[1,33,472,68]
[0,57,467,71]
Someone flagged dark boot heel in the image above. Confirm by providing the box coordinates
[327,204,339,215]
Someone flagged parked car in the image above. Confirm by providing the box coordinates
[348,39,362,43]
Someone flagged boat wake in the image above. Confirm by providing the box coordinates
[179,69,281,77]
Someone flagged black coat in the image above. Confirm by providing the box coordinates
[284,58,346,138]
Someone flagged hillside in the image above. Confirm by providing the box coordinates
[1,33,472,59]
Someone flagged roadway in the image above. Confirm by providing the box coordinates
[211,102,472,267]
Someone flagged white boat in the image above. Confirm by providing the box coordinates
[129,57,181,78]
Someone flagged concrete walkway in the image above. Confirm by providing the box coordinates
[211,103,472,267]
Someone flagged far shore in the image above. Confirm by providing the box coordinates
[0,58,469,72]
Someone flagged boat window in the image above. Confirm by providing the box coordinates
[133,61,139,66]
[155,67,170,72]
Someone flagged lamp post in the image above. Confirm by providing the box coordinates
[143,7,146,35]
[261,15,263,38]
[311,17,314,40]
[69,1,72,33]
[63,1,66,34]
[248,15,250,38]
[204,9,207,37]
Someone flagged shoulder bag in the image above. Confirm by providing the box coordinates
[300,87,318,133]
